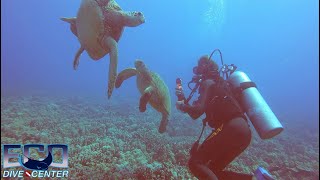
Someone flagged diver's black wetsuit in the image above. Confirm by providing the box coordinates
[180,78,253,180]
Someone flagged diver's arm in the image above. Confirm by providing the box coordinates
[180,103,203,120]
[180,80,214,120]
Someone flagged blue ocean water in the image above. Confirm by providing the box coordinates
[2,0,319,123]
[1,0,319,179]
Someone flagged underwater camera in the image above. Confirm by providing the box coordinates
[175,78,186,101]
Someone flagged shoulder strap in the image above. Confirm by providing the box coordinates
[213,78,245,114]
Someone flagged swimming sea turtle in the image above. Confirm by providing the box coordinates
[60,0,145,99]
[115,60,171,133]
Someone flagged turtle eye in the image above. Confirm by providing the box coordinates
[134,12,141,16]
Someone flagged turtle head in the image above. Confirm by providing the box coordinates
[123,11,145,27]
[135,60,147,71]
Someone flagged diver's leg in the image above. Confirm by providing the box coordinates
[188,117,251,179]
[188,157,218,180]
[215,171,253,180]
[187,133,222,179]
[207,117,252,179]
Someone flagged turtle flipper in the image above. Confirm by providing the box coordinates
[159,113,169,133]
[60,17,76,24]
[73,46,84,70]
[60,17,78,36]
[115,68,137,88]
[139,86,153,112]
[102,36,118,99]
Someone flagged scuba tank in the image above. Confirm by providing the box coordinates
[227,71,284,139]
[208,49,283,139]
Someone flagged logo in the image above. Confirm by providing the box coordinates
[20,150,52,171]
[2,144,69,178]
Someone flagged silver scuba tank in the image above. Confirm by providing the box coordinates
[227,71,284,139]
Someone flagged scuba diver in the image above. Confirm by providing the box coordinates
[175,51,277,180]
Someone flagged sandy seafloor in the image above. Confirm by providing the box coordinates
[1,95,319,180]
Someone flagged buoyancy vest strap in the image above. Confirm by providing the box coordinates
[197,119,207,142]
[205,124,224,142]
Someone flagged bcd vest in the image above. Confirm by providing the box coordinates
[204,79,245,128]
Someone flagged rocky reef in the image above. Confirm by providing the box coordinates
[1,96,319,179]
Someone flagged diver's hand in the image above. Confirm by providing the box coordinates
[176,100,186,113]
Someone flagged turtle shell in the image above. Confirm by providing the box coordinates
[136,70,171,117]
[76,0,123,60]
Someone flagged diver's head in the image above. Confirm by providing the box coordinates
[193,55,219,78]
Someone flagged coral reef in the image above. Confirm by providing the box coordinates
[1,96,319,179]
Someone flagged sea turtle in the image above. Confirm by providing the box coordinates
[60,0,145,99]
[115,60,171,133]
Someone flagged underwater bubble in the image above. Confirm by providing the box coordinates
[203,0,225,30]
